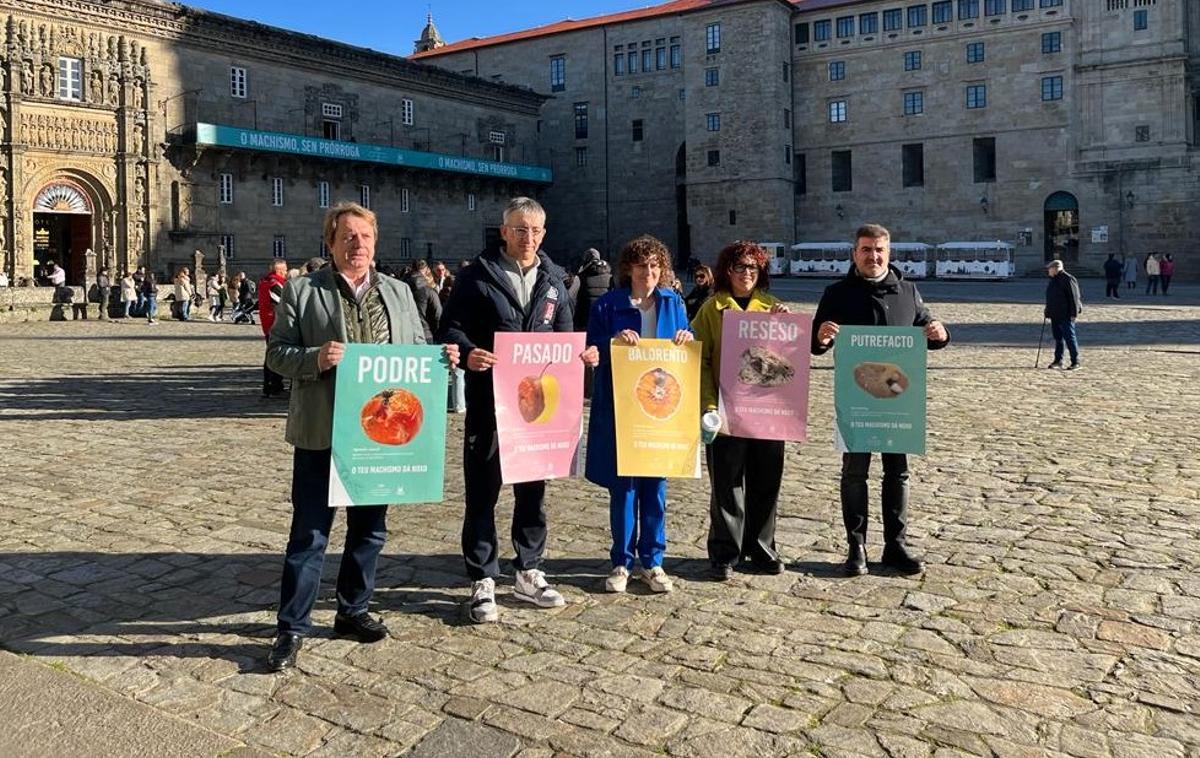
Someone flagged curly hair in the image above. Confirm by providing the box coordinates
[616,235,676,290]
[712,240,772,294]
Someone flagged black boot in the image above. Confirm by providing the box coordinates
[879,454,922,574]
[842,543,867,576]
[881,542,924,575]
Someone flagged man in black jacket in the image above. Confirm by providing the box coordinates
[1044,259,1082,369]
[574,248,613,332]
[439,197,598,624]
[404,259,442,341]
[1103,253,1123,299]
[812,224,950,577]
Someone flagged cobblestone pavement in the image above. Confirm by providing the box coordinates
[1,281,1199,757]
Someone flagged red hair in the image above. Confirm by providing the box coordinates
[712,241,772,294]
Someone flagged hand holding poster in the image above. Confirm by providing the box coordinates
[718,312,812,441]
[329,344,449,506]
[493,332,586,484]
[612,338,702,478]
[833,326,927,454]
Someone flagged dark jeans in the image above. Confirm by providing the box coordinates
[1105,279,1120,298]
[262,339,285,396]
[1146,275,1160,295]
[1161,275,1172,295]
[277,447,388,635]
[462,428,546,580]
[840,452,909,547]
[98,292,110,320]
[706,435,784,566]
[1050,318,1079,365]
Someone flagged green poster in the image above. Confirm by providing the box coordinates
[329,344,449,506]
[833,326,927,455]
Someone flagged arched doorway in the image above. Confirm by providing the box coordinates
[33,180,94,285]
[1044,191,1079,263]
[675,143,690,265]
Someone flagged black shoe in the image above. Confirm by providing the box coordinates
[708,562,734,581]
[266,633,302,672]
[1066,363,1080,371]
[842,545,868,577]
[333,612,388,643]
[881,543,925,575]
[748,558,786,575]
[1046,361,1062,369]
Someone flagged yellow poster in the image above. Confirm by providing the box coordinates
[611,338,702,478]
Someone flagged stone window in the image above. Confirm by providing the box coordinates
[574,102,588,139]
[904,50,922,71]
[959,0,980,19]
[814,20,831,41]
[614,52,626,76]
[785,145,792,165]
[1041,32,1061,53]
[1041,75,1063,101]
[1135,125,1150,142]
[1012,0,1034,9]
[679,88,686,101]
[706,113,721,132]
[220,234,236,259]
[489,131,506,145]
[670,38,682,68]
[402,98,414,126]
[966,42,985,63]
[492,144,505,162]
[631,86,641,99]
[219,173,233,205]
[795,23,809,44]
[784,108,791,128]
[883,9,903,31]
[729,210,737,225]
[1039,0,1062,7]
[322,119,340,140]
[973,137,996,182]
[400,238,412,259]
[400,187,409,213]
[57,57,83,101]
[550,56,566,91]
[706,23,721,54]
[705,67,719,86]
[829,61,845,81]
[273,236,286,257]
[271,177,284,207]
[576,147,588,166]
[860,12,879,34]
[829,100,847,123]
[317,181,329,209]
[966,83,987,108]
[933,1,953,23]
[985,0,1006,15]
[794,153,807,195]
[230,66,247,98]
[628,46,638,75]
[837,16,855,37]
[832,150,852,192]
[360,184,371,209]
[707,149,720,166]
[321,103,343,119]
[468,193,477,211]
[632,120,644,142]
[656,44,667,70]
[907,5,927,28]
[904,91,924,115]
[642,45,653,74]
[1134,10,1148,30]
[902,143,924,187]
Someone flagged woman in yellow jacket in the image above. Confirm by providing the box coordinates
[691,241,790,580]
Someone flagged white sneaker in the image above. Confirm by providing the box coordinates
[468,578,498,624]
[640,566,674,593]
[605,566,630,593]
[513,569,566,608]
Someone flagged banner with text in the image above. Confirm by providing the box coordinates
[833,326,927,454]
[493,332,587,484]
[329,344,449,506]
[718,311,812,441]
[612,338,702,478]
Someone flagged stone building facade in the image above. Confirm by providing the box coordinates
[415,0,1200,277]
[0,0,550,287]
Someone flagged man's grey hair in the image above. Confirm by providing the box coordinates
[503,196,546,224]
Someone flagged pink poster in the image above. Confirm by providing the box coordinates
[717,312,812,442]
[493,332,587,484]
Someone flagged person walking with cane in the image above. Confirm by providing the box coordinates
[1044,259,1082,370]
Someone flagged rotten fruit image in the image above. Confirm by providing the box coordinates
[517,363,560,424]
[853,361,909,399]
[737,346,795,387]
[635,367,682,420]
[360,388,424,445]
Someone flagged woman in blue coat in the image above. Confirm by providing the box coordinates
[585,235,693,594]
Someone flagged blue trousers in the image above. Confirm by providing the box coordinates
[277,447,388,635]
[609,477,667,570]
[1050,318,1079,365]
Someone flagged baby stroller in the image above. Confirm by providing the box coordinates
[230,296,258,324]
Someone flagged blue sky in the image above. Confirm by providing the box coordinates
[186,1,651,57]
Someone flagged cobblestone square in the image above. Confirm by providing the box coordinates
[1,280,1198,757]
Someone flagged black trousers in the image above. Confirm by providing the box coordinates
[840,452,909,547]
[1105,279,1120,298]
[462,428,547,580]
[706,435,785,566]
[262,338,285,396]
[277,448,388,635]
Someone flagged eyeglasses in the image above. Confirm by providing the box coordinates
[730,263,759,274]
[506,226,546,237]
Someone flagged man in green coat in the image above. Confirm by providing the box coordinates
[264,201,458,671]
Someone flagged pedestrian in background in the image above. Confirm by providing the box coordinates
[574,248,612,332]
[684,264,714,321]
[1145,253,1160,295]
[96,267,111,320]
[1044,259,1082,370]
[1159,254,1175,296]
[404,259,442,342]
[1103,254,1122,299]
[174,267,195,320]
[142,272,158,324]
[1122,254,1138,291]
[120,270,137,319]
[259,259,288,398]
